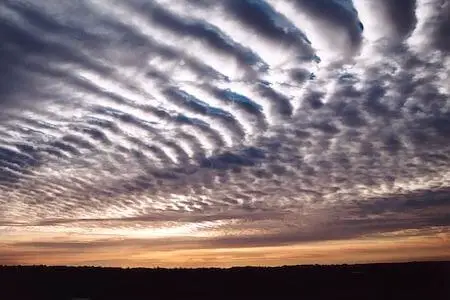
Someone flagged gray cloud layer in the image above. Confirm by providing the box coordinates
[0,0,449,248]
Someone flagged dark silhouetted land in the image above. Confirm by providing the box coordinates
[1,261,449,299]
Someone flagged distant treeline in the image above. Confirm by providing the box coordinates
[1,261,449,300]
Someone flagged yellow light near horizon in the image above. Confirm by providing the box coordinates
[1,227,449,268]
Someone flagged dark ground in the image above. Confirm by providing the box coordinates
[1,261,449,300]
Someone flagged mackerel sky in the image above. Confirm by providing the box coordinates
[0,0,449,267]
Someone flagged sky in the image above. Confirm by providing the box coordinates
[0,0,449,268]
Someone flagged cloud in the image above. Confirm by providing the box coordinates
[380,0,418,37]
[0,0,449,265]
[290,0,364,58]
[353,0,417,41]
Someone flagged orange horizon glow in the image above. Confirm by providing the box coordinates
[1,228,449,268]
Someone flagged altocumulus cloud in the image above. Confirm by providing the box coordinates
[0,0,449,258]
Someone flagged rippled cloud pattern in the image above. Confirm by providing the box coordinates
[0,0,449,265]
